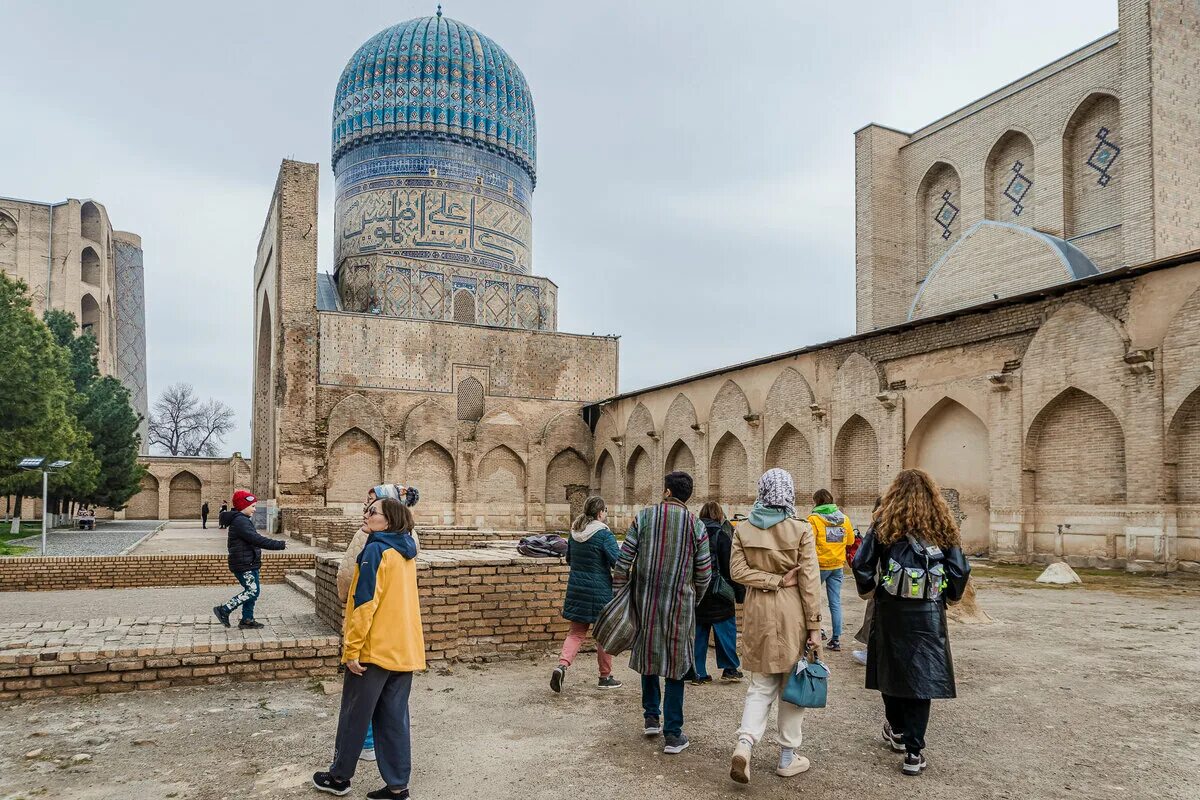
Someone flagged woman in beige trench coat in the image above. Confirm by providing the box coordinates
[728,468,822,785]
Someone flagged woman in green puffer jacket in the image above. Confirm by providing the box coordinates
[550,496,624,693]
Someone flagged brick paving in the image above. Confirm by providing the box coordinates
[0,612,340,701]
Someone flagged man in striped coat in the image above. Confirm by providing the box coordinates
[614,471,713,755]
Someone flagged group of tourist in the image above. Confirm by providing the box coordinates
[549,465,971,783]
[209,460,968,796]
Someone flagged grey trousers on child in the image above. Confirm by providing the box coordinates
[329,664,414,789]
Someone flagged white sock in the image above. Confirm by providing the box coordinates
[738,735,754,748]
[780,747,795,767]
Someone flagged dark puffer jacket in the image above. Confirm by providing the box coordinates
[562,522,621,624]
[852,530,970,699]
[696,518,745,625]
[226,512,286,573]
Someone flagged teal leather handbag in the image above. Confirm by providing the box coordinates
[782,648,830,708]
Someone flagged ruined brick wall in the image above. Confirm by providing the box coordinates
[0,553,316,592]
[315,551,569,661]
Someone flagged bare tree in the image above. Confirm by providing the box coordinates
[148,383,235,456]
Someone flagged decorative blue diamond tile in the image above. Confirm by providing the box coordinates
[1003,161,1032,216]
[1087,127,1120,186]
[934,190,959,240]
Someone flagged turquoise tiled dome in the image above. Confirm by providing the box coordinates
[332,12,536,182]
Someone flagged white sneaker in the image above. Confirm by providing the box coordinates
[359,747,376,761]
[851,650,868,666]
[776,753,811,777]
[730,741,751,784]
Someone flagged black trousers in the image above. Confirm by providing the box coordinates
[882,693,931,754]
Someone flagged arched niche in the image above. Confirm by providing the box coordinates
[906,398,990,551]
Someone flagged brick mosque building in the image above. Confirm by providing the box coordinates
[251,12,618,532]
[253,1,1200,573]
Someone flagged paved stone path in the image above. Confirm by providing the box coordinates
[130,520,321,555]
[3,583,315,625]
[0,612,335,661]
[9,520,163,557]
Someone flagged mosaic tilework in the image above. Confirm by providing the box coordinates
[331,13,536,183]
[934,190,960,239]
[1003,161,1032,215]
[335,257,555,331]
[113,238,148,451]
[1087,127,1120,186]
[336,178,531,274]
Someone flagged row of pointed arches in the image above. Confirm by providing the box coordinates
[323,426,594,508]
[124,470,205,519]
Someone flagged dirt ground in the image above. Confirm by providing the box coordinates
[1,569,1198,800]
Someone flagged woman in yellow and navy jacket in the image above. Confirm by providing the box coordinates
[807,488,856,651]
[314,496,424,799]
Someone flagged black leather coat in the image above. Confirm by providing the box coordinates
[226,512,286,573]
[695,519,745,625]
[852,529,970,699]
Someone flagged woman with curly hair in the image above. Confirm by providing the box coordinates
[852,469,971,777]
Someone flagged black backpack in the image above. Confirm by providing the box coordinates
[517,534,568,558]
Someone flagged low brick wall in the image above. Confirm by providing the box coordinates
[281,505,343,534]
[0,628,340,702]
[298,516,358,549]
[316,550,570,662]
[0,553,317,592]
[416,529,516,550]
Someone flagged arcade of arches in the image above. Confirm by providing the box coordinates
[590,261,1200,574]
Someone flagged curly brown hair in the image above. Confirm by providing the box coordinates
[872,469,960,549]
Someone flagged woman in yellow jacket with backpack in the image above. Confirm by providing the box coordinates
[314,496,424,799]
[807,489,856,651]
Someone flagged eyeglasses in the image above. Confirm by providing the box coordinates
[363,506,383,517]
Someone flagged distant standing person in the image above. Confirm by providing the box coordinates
[852,469,971,776]
[201,501,210,529]
[550,495,623,693]
[218,501,230,529]
[212,490,286,630]
[613,471,711,755]
[692,501,744,685]
[728,468,822,784]
[807,489,855,651]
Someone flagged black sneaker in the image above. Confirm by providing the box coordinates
[827,637,842,652]
[239,618,265,629]
[597,676,623,689]
[550,665,565,693]
[690,674,713,686]
[643,717,662,736]
[366,788,409,799]
[663,733,690,754]
[312,772,352,796]
[212,605,231,628]
[720,669,745,682]
[902,752,928,776]
[883,723,905,752]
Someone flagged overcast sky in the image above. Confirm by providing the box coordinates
[0,0,1118,455]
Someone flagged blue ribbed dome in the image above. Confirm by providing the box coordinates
[332,14,536,183]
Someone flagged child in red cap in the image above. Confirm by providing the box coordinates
[213,490,287,629]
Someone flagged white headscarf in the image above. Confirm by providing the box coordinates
[757,468,796,515]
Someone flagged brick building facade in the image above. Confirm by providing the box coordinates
[585,1,1200,572]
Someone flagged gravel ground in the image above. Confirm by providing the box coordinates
[9,520,163,557]
[2,583,314,624]
[0,576,1197,800]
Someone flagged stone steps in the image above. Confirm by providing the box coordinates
[285,569,317,601]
